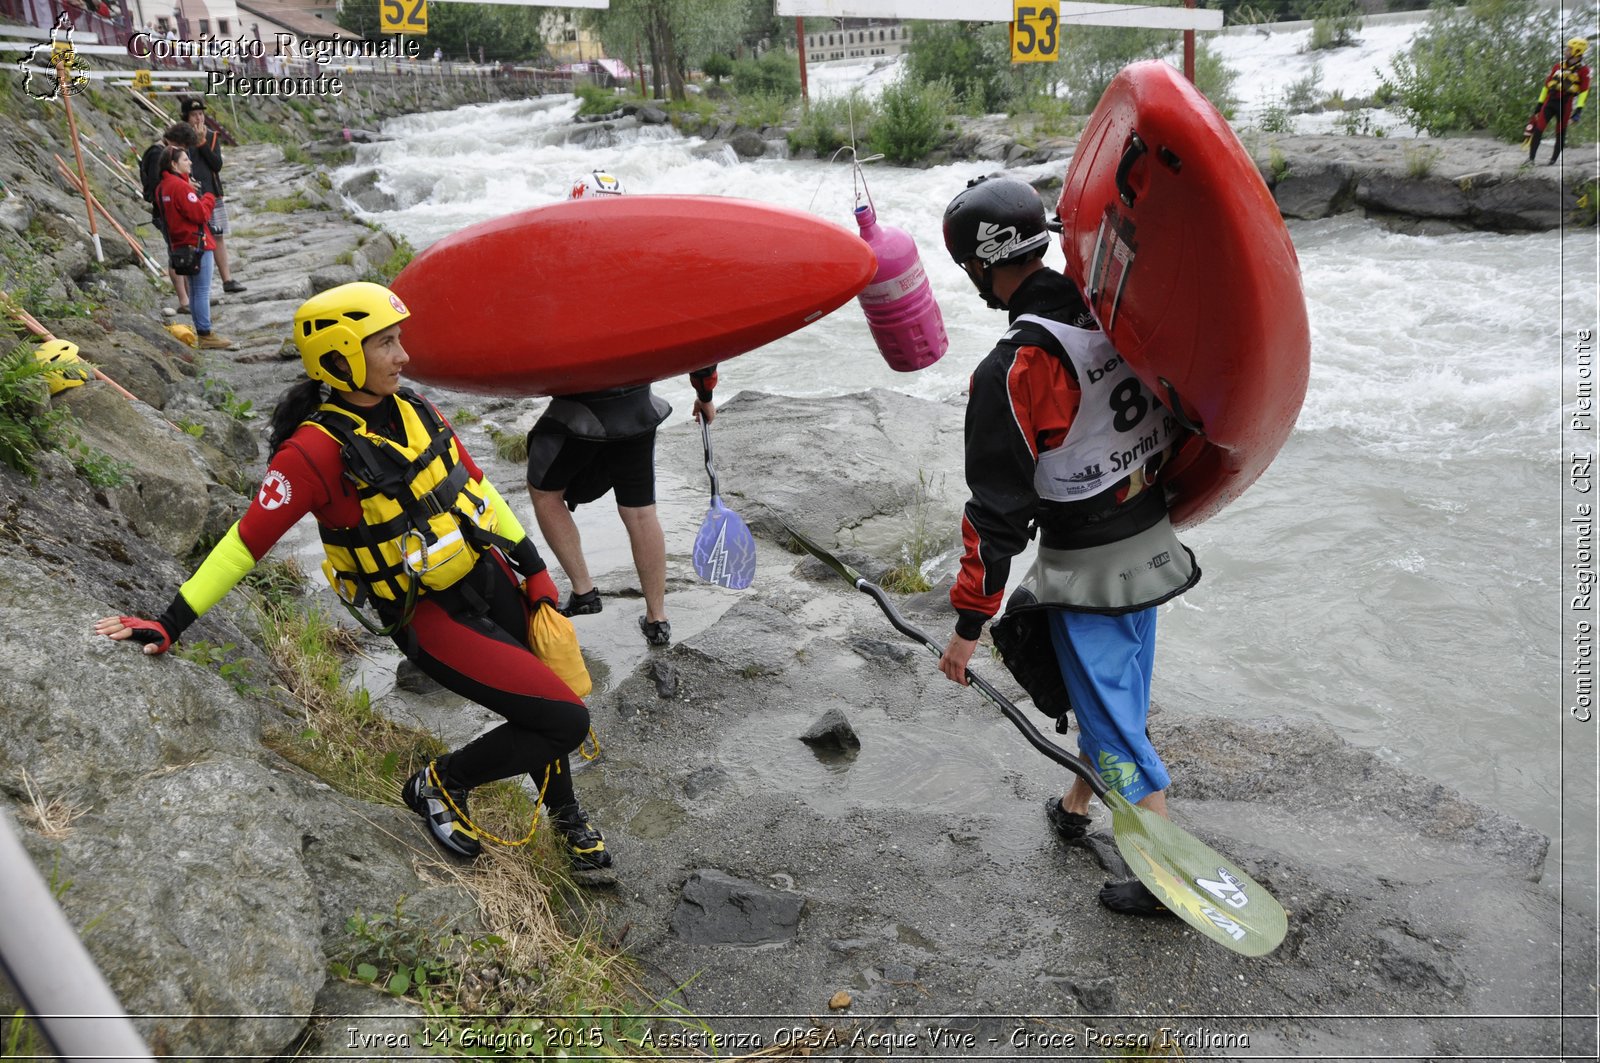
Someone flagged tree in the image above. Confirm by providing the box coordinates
[585,0,744,100]
[702,52,733,84]
[1058,24,1173,111]
[337,0,547,63]
[904,21,1015,114]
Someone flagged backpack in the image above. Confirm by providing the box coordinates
[139,144,164,205]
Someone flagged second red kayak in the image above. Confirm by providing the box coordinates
[392,195,878,396]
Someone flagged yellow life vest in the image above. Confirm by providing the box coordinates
[306,390,500,606]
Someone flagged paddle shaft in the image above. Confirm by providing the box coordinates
[700,416,720,500]
[780,515,1288,954]
[852,579,1111,800]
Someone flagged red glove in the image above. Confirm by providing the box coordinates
[522,567,558,609]
[119,616,173,654]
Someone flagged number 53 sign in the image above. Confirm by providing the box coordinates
[380,0,427,35]
[1012,0,1060,63]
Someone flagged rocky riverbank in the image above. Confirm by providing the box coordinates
[0,69,1595,1061]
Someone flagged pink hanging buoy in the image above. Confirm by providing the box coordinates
[853,202,948,372]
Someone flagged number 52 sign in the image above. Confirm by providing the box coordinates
[380,0,427,35]
[1012,0,1060,63]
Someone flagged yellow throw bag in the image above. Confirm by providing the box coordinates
[164,322,197,347]
[529,599,592,698]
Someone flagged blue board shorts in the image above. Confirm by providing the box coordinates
[1048,606,1169,806]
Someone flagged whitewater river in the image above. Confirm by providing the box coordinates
[338,93,1599,907]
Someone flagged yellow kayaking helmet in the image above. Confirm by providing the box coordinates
[33,339,90,394]
[1569,37,1589,59]
[293,281,410,392]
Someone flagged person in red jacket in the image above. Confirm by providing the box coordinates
[94,282,613,874]
[1526,37,1591,165]
[155,146,233,349]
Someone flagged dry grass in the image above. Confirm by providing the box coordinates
[17,768,87,838]
[247,558,831,1056]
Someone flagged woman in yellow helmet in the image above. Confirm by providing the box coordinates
[95,282,612,873]
[1526,37,1591,165]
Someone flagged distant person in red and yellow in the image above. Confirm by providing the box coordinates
[1526,37,1590,165]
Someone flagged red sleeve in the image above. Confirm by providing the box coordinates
[235,428,343,559]
[690,365,718,402]
[950,344,1080,633]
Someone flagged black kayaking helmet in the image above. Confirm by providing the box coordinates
[942,175,1053,308]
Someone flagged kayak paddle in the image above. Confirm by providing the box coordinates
[778,515,1287,957]
[692,418,756,589]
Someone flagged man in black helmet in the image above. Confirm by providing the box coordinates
[934,175,1199,918]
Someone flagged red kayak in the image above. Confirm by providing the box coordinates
[391,195,877,396]
[1056,61,1311,528]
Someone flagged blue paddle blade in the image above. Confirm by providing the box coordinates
[693,497,756,589]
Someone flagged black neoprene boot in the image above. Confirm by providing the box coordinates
[1098,879,1172,917]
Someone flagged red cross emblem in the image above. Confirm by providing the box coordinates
[257,470,292,510]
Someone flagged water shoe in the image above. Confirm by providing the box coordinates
[1098,879,1172,918]
[638,616,671,646]
[560,588,601,616]
[402,765,482,859]
[550,802,612,872]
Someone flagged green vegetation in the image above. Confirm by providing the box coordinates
[789,89,876,157]
[1335,108,1389,136]
[733,91,793,129]
[576,83,624,116]
[879,472,944,594]
[363,232,416,285]
[1268,146,1291,183]
[586,0,787,100]
[1404,143,1443,178]
[172,639,261,697]
[262,193,316,213]
[200,372,255,421]
[1,230,101,320]
[1192,39,1242,118]
[1058,24,1172,112]
[1307,0,1364,51]
[897,13,1240,121]
[241,558,742,1058]
[485,423,529,464]
[869,78,954,164]
[339,0,550,63]
[1284,64,1323,113]
[701,52,733,85]
[731,49,801,102]
[0,339,128,487]
[1257,100,1295,134]
[1,1011,48,1057]
[1382,0,1589,142]
[905,21,1015,114]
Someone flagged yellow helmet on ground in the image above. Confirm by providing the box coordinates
[1569,37,1590,59]
[33,339,90,394]
[293,281,410,392]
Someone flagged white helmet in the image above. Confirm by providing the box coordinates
[569,171,624,199]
